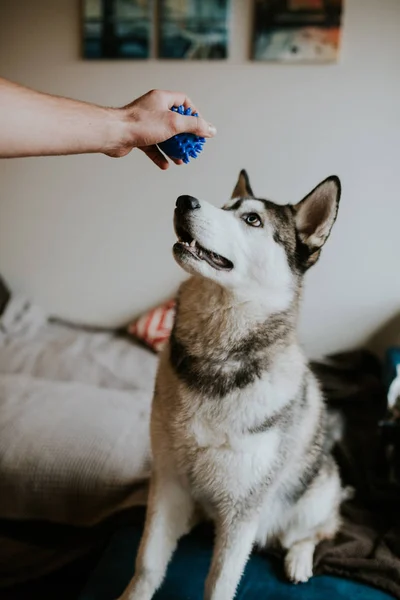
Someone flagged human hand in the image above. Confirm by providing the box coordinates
[106,89,217,169]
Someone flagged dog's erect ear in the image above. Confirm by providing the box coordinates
[293,176,341,269]
[232,169,254,199]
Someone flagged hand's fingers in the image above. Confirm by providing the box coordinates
[161,90,198,113]
[172,114,217,138]
[160,90,205,117]
[171,157,184,166]
[140,145,169,170]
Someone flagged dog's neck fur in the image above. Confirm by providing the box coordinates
[173,276,300,360]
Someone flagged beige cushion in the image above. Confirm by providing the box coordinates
[0,296,156,525]
[0,374,151,525]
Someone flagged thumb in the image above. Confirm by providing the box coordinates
[173,114,217,138]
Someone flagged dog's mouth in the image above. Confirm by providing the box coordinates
[174,223,233,271]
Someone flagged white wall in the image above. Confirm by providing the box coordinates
[0,0,399,358]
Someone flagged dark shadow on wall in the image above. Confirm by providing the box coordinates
[367,312,400,359]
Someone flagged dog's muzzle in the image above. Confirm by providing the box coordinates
[173,197,233,272]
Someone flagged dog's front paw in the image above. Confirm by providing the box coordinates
[285,542,314,584]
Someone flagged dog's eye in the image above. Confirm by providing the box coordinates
[243,213,262,227]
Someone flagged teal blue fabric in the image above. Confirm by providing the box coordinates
[385,347,400,389]
[79,522,394,600]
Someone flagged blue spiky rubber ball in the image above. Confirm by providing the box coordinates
[158,105,205,164]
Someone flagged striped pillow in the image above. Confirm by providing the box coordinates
[127,299,176,353]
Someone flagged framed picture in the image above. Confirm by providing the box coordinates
[82,0,152,59]
[159,0,230,60]
[253,0,344,63]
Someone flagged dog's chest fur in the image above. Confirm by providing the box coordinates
[153,278,324,520]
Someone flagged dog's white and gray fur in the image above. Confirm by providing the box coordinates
[119,171,345,600]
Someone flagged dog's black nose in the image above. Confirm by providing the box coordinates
[176,195,200,213]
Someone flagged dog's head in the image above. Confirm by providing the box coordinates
[173,170,340,304]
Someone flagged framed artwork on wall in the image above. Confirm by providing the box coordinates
[158,0,230,60]
[82,0,152,59]
[252,0,344,63]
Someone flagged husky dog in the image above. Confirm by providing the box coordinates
[120,171,344,600]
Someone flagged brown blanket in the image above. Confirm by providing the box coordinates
[311,351,400,599]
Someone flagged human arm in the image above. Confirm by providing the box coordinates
[0,79,216,169]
